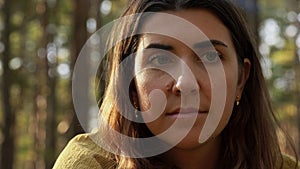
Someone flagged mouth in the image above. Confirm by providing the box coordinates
[166,108,208,119]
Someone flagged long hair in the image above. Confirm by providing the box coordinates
[98,0,298,168]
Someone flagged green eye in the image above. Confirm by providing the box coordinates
[149,55,173,66]
[200,51,222,63]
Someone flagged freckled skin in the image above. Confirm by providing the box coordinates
[134,9,250,150]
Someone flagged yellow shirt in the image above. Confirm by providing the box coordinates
[53,134,299,169]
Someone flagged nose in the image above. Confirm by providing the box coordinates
[172,65,198,96]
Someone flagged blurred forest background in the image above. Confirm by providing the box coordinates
[0,0,299,169]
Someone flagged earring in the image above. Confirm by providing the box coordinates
[135,111,139,118]
[236,96,240,106]
[133,102,139,118]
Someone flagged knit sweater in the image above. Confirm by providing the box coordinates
[53,133,299,169]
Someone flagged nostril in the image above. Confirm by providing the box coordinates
[172,75,198,95]
[174,82,182,95]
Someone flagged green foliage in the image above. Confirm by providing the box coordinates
[259,0,299,119]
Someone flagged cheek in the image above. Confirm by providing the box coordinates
[212,67,239,136]
[135,71,174,135]
[135,77,152,110]
[135,71,169,110]
[225,72,238,102]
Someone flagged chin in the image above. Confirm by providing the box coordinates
[171,127,205,150]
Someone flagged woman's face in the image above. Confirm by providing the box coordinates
[133,9,250,148]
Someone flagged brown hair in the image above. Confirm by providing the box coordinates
[98,0,298,168]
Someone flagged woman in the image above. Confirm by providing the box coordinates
[54,0,299,168]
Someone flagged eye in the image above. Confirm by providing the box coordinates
[148,54,174,67]
[198,50,222,63]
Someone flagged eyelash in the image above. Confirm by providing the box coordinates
[196,50,224,63]
[146,50,224,67]
[148,54,174,66]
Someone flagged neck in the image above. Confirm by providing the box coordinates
[162,136,222,169]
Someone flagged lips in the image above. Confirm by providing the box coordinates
[166,107,208,118]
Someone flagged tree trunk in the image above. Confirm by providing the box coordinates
[91,0,106,105]
[0,0,15,168]
[38,0,58,168]
[68,0,91,138]
[295,44,300,156]
[286,0,300,157]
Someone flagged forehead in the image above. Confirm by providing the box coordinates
[138,9,234,50]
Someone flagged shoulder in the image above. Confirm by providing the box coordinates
[280,154,299,169]
[53,133,116,169]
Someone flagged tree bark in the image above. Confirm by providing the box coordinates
[295,7,300,158]
[286,0,300,157]
[293,0,300,158]
[68,0,91,138]
[38,0,58,168]
[0,0,15,168]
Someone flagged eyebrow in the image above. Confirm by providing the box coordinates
[194,39,228,48]
[144,39,228,51]
[145,43,174,51]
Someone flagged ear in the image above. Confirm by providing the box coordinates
[236,58,251,97]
